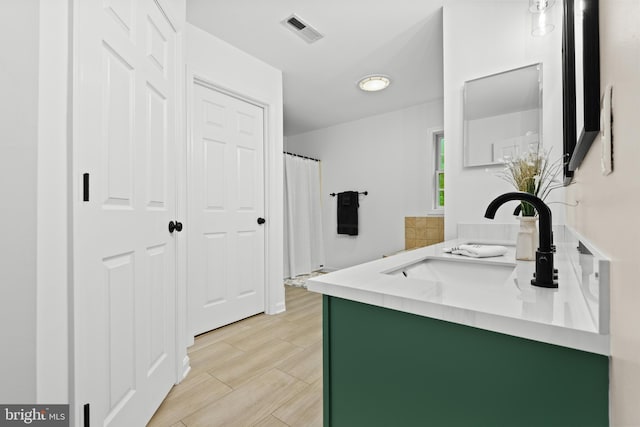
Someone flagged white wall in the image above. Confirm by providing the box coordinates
[184,24,285,314]
[0,0,39,403]
[566,1,640,424]
[467,108,539,165]
[36,0,69,403]
[286,101,444,269]
[443,0,565,239]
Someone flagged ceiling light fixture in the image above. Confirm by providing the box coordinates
[357,75,391,92]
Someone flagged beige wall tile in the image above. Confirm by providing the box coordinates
[425,217,440,229]
[405,227,416,239]
[415,239,428,248]
[406,216,445,249]
[416,228,429,240]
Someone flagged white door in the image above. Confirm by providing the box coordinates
[189,83,266,335]
[73,0,177,425]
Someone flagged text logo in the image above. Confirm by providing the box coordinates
[0,405,68,427]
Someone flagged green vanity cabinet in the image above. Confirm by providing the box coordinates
[323,296,609,427]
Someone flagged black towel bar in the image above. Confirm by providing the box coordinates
[330,191,368,197]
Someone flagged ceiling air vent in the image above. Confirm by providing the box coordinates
[281,14,324,44]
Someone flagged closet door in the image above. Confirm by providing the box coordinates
[73,0,178,425]
[189,83,266,335]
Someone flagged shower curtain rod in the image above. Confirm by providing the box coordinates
[284,151,320,162]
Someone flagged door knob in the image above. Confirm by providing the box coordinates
[257,217,266,225]
[169,221,184,233]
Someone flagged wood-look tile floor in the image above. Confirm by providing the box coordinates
[148,286,322,427]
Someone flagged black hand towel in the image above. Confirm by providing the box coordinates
[337,191,359,236]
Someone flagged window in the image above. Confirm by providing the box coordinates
[434,131,445,209]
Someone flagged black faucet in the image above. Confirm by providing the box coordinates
[512,204,556,252]
[484,192,558,288]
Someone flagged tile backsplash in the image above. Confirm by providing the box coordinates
[405,216,444,250]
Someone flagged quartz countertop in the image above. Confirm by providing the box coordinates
[307,231,610,355]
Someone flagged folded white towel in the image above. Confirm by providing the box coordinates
[442,244,508,258]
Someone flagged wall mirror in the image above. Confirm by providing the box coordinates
[463,63,543,167]
[562,0,600,181]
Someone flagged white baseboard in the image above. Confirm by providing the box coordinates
[180,356,191,383]
[268,301,286,315]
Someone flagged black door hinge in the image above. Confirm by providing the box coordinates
[83,403,90,427]
[83,173,90,202]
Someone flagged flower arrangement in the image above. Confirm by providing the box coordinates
[497,148,565,216]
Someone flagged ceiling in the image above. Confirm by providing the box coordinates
[186,0,444,136]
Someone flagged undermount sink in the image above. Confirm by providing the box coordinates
[386,257,515,287]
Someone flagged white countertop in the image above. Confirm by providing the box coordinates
[307,234,610,355]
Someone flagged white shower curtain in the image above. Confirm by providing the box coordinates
[284,154,325,279]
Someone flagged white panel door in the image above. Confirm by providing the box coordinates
[73,0,177,425]
[189,84,266,335]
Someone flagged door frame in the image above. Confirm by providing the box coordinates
[183,68,283,346]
